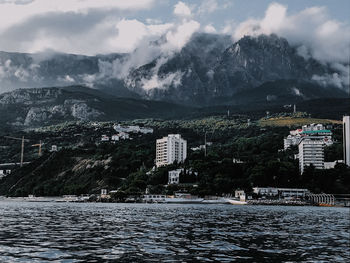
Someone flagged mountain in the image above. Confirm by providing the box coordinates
[0,33,347,107]
[127,34,340,105]
[0,51,136,97]
[0,86,192,130]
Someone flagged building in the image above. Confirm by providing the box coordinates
[284,134,301,150]
[234,190,246,201]
[167,168,198,185]
[298,136,325,174]
[253,187,278,196]
[118,132,129,140]
[343,116,350,166]
[324,160,343,169]
[101,135,109,142]
[0,169,11,179]
[278,188,310,198]
[111,135,120,141]
[156,134,187,167]
[253,187,310,198]
[283,124,333,150]
[168,169,183,184]
[51,145,58,152]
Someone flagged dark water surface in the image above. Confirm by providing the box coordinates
[0,202,349,262]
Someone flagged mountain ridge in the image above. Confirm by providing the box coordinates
[0,33,347,107]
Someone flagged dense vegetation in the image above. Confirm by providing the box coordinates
[0,115,349,197]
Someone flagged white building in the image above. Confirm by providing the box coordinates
[51,145,58,152]
[302,123,324,131]
[156,134,187,167]
[343,116,350,166]
[0,169,11,179]
[284,134,302,150]
[118,132,129,140]
[324,160,343,169]
[111,135,120,141]
[168,169,183,185]
[101,135,110,142]
[253,187,279,196]
[298,137,325,174]
[111,132,129,141]
[284,124,333,150]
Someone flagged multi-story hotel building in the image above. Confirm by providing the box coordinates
[298,136,325,174]
[344,116,350,166]
[156,134,187,167]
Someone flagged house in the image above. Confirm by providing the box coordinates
[101,135,110,142]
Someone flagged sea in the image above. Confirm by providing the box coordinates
[0,202,349,262]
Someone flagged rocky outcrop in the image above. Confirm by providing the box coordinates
[0,87,104,127]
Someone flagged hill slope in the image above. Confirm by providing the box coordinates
[0,86,193,129]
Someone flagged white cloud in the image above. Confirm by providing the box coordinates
[233,3,350,64]
[107,19,172,53]
[197,0,218,15]
[204,24,216,33]
[165,20,200,50]
[0,0,154,32]
[221,20,236,34]
[173,1,191,17]
[196,0,232,16]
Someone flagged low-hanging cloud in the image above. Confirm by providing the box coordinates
[234,3,350,64]
[233,3,350,89]
[0,1,349,94]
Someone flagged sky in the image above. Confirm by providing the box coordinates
[0,0,349,58]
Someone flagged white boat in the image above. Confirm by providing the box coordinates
[227,198,248,205]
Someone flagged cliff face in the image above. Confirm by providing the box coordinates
[0,88,104,127]
[124,34,337,105]
[0,86,192,129]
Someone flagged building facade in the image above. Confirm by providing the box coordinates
[298,137,325,174]
[156,134,187,167]
[168,169,183,184]
[284,124,333,150]
[343,116,350,166]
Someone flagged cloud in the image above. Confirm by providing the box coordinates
[233,3,350,64]
[165,20,200,50]
[204,24,217,33]
[0,0,155,33]
[173,1,191,17]
[108,19,173,53]
[0,0,33,4]
[197,0,218,15]
[232,2,350,89]
[196,0,232,16]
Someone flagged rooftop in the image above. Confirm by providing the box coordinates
[301,130,332,134]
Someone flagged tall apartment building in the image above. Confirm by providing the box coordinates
[344,116,350,166]
[283,124,332,150]
[298,137,325,174]
[156,134,187,167]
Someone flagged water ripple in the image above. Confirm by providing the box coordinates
[0,202,349,262]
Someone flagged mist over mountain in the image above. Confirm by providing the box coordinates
[0,33,348,107]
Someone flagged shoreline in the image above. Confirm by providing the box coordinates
[0,196,348,207]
